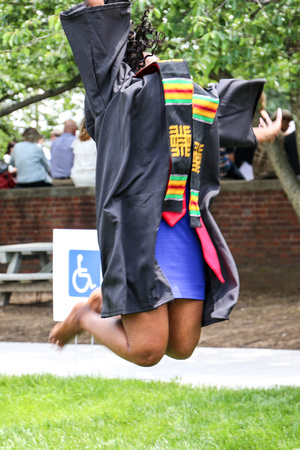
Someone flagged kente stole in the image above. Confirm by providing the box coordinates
[157,60,219,228]
[136,60,224,283]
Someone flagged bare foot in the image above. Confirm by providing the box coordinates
[49,302,90,347]
[87,287,103,314]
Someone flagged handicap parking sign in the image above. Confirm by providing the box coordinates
[69,250,101,298]
[53,229,102,321]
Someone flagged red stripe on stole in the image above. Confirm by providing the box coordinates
[164,89,193,94]
[168,184,186,189]
[193,104,218,114]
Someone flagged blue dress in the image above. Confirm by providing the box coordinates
[155,190,206,300]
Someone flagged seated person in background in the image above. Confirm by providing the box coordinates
[50,128,63,142]
[284,132,300,178]
[219,147,245,180]
[50,119,77,179]
[10,128,52,188]
[38,134,51,163]
[0,142,16,189]
[3,141,15,165]
[3,141,17,175]
[70,118,97,187]
[271,110,300,178]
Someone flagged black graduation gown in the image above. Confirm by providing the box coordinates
[61,1,263,326]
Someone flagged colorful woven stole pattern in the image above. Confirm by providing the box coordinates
[192,94,219,124]
[188,83,220,227]
[164,174,188,202]
[158,60,219,228]
[158,60,193,214]
[162,78,194,105]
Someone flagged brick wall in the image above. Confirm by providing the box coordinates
[0,186,96,244]
[0,180,299,291]
[211,180,300,270]
[211,180,300,291]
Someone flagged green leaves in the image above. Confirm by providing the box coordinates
[143,0,299,94]
[48,14,62,31]
[0,0,81,153]
[0,0,299,148]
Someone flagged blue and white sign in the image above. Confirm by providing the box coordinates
[53,229,102,321]
[69,250,100,297]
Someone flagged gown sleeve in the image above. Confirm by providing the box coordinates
[60,0,131,121]
[216,78,266,148]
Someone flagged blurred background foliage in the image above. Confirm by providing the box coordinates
[0,0,299,157]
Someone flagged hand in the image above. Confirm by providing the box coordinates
[84,0,104,6]
[253,108,282,144]
[143,52,159,67]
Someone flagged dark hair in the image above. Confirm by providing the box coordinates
[124,9,165,73]
[6,141,16,155]
[22,127,41,143]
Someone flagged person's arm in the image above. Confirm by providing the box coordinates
[60,0,131,118]
[253,108,282,144]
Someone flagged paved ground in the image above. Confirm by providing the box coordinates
[1,342,299,389]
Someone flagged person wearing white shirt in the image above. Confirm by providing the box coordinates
[70,119,97,187]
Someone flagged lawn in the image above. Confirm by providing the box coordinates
[0,375,299,449]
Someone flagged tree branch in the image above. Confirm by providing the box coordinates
[250,0,286,19]
[0,72,77,104]
[208,0,232,16]
[3,31,62,54]
[0,93,12,104]
[0,75,81,118]
[266,136,300,222]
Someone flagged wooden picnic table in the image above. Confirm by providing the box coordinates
[0,242,53,305]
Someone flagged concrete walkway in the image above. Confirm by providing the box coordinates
[1,342,299,389]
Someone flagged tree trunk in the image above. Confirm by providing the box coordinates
[0,75,81,118]
[266,134,300,222]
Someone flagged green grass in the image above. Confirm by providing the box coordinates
[0,375,299,449]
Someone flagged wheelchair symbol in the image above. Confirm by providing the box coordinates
[72,253,97,294]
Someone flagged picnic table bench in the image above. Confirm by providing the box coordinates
[0,242,53,306]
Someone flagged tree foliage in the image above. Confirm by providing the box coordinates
[146,1,299,122]
[0,0,81,151]
[0,0,299,217]
[1,0,299,118]
[0,0,78,109]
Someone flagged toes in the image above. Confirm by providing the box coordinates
[48,329,55,343]
[49,327,62,345]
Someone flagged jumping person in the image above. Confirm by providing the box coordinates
[49,0,282,366]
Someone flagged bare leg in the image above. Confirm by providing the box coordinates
[49,293,204,365]
[49,303,169,367]
[166,298,204,359]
